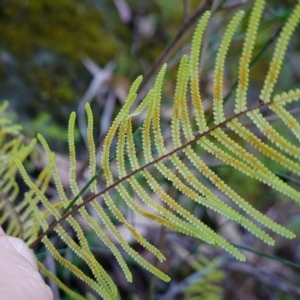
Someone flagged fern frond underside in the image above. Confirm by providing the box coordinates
[2,0,300,299]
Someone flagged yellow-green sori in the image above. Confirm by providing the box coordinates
[0,0,300,299]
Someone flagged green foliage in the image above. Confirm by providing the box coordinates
[22,111,80,149]
[0,0,119,133]
[183,256,225,300]
[0,101,36,238]
[0,0,117,62]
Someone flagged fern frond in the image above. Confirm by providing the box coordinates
[2,1,300,299]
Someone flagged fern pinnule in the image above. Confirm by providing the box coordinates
[15,159,61,221]
[22,165,52,242]
[38,261,85,300]
[138,83,224,247]
[130,88,154,118]
[235,0,265,114]
[151,64,168,156]
[103,187,165,263]
[213,10,245,124]
[15,160,51,231]
[102,75,143,184]
[16,152,111,292]
[272,89,300,106]
[190,11,211,134]
[56,225,116,298]
[172,55,192,144]
[38,134,69,206]
[85,103,98,193]
[112,71,207,264]
[116,119,166,261]
[125,119,141,170]
[0,101,22,136]
[161,157,274,246]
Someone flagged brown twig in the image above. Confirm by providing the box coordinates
[137,0,213,99]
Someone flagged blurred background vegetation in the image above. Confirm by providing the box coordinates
[0,0,191,150]
[1,0,300,299]
[1,0,299,149]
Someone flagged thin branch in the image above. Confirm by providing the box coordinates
[137,0,213,99]
[182,0,189,21]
